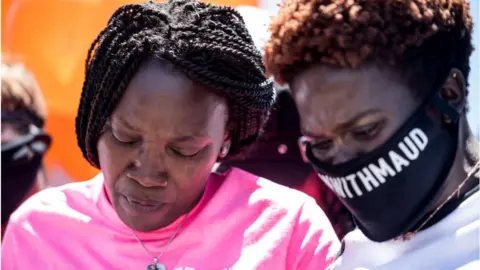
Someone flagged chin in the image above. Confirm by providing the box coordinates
[116,208,164,232]
[114,197,173,232]
[132,221,163,232]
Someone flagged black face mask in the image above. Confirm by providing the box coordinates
[304,82,460,242]
[1,131,51,226]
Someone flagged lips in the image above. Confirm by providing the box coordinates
[122,195,165,214]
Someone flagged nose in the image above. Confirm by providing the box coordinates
[127,170,168,188]
[128,148,168,188]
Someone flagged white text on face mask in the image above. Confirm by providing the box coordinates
[317,128,429,198]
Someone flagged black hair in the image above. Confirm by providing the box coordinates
[76,0,275,168]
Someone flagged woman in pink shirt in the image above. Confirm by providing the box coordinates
[1,1,339,269]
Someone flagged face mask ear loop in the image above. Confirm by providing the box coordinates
[429,68,463,126]
[431,93,460,125]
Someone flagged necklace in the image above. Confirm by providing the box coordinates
[129,213,189,270]
[401,160,480,241]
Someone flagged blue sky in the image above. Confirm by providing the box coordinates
[469,1,479,137]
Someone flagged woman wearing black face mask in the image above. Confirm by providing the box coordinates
[264,0,479,269]
[1,60,52,237]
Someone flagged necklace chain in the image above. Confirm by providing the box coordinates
[401,160,480,241]
[129,213,189,263]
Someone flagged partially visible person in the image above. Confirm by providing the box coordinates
[1,60,52,237]
[265,0,479,269]
[216,6,354,240]
[2,1,339,269]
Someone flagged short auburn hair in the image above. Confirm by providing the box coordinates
[264,0,474,100]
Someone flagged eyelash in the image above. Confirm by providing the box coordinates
[111,132,137,146]
[170,148,201,159]
[351,122,384,141]
[109,125,202,159]
[310,139,333,151]
[309,121,384,151]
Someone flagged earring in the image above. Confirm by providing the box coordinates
[133,160,141,167]
[220,144,230,158]
[159,179,168,187]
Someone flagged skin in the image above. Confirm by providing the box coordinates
[291,63,479,228]
[96,59,229,232]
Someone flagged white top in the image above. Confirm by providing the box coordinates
[333,191,480,270]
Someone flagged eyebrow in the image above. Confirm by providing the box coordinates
[112,117,141,132]
[301,127,322,139]
[301,109,384,138]
[338,109,384,129]
[172,135,212,144]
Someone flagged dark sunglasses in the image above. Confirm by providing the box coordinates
[2,126,52,165]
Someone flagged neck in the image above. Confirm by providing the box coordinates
[422,117,479,227]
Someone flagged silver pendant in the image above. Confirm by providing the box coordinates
[147,263,166,270]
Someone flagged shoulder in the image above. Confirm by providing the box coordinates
[2,175,104,261]
[219,168,338,231]
[218,168,340,265]
[222,167,313,210]
[335,192,480,269]
[9,174,104,226]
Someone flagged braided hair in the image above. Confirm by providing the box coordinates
[76,0,275,168]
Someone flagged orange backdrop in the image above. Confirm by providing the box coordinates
[1,0,259,181]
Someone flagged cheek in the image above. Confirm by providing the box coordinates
[169,148,219,197]
[97,136,132,189]
[169,117,226,194]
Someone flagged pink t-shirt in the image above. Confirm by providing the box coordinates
[2,168,339,269]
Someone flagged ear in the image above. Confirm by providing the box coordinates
[297,136,309,163]
[440,68,467,112]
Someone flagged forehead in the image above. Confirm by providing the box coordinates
[290,65,416,132]
[113,59,227,134]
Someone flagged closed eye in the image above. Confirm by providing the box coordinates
[310,138,334,151]
[111,130,139,145]
[351,121,385,141]
[170,147,202,159]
